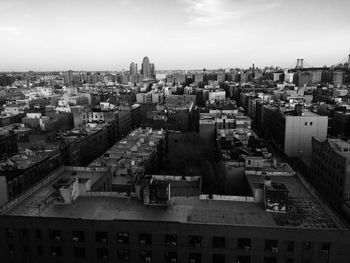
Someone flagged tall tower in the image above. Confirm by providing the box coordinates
[64,70,73,86]
[150,63,155,78]
[129,62,138,76]
[141,56,151,80]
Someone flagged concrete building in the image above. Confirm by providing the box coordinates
[273,73,283,82]
[89,128,166,192]
[263,105,328,159]
[0,133,18,160]
[0,149,65,206]
[208,90,226,103]
[0,165,349,263]
[284,72,294,83]
[311,138,350,213]
[194,74,204,84]
[332,71,344,86]
[57,123,115,166]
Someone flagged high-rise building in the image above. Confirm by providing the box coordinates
[129,62,138,83]
[141,56,151,80]
[150,63,155,78]
[63,70,73,87]
[129,62,138,76]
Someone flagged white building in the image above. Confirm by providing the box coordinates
[284,111,328,159]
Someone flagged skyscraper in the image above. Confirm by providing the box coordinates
[129,62,138,83]
[129,62,138,76]
[64,70,73,86]
[141,56,150,79]
[150,63,155,77]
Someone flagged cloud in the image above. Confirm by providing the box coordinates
[0,26,21,35]
[183,0,280,26]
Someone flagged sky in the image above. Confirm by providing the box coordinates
[0,0,349,71]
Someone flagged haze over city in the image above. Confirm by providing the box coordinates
[2,0,350,262]
[1,0,350,71]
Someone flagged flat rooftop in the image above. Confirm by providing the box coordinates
[3,173,346,229]
[246,175,345,229]
[5,185,276,227]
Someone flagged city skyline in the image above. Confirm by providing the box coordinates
[0,0,350,71]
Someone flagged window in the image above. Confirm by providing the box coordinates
[321,243,330,254]
[264,257,277,263]
[6,228,14,239]
[36,229,42,240]
[287,241,294,252]
[50,246,62,257]
[237,255,250,263]
[265,240,278,252]
[238,238,251,250]
[189,253,201,263]
[74,247,85,258]
[96,232,108,243]
[117,249,129,261]
[139,233,152,245]
[303,241,312,250]
[8,244,15,255]
[49,230,62,241]
[140,250,152,262]
[37,246,43,256]
[22,229,28,237]
[72,231,85,242]
[212,254,225,263]
[165,234,177,246]
[189,236,202,247]
[287,259,294,263]
[97,248,108,259]
[117,232,129,244]
[310,122,313,126]
[305,122,307,126]
[212,237,225,248]
[165,251,177,263]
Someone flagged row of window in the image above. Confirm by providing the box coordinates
[8,245,308,263]
[6,229,330,252]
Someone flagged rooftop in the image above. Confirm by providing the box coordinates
[3,171,346,229]
[89,127,165,169]
[0,149,58,178]
[4,179,275,227]
[0,124,30,136]
[328,138,350,155]
[246,175,345,229]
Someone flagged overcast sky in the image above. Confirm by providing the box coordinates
[0,0,349,71]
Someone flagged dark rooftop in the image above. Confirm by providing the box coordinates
[3,172,346,229]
